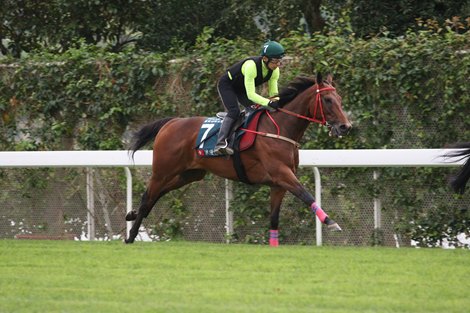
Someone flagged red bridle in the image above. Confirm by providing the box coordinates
[278,84,336,126]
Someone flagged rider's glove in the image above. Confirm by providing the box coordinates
[267,100,280,110]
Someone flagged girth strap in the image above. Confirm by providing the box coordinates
[232,136,252,185]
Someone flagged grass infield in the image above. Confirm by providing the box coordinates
[0,240,469,313]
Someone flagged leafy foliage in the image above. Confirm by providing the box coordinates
[1,21,469,246]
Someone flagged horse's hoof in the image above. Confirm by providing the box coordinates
[325,217,342,231]
[124,238,134,244]
[327,222,342,232]
[125,210,137,221]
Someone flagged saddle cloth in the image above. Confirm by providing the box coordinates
[195,109,265,157]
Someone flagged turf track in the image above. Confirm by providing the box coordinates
[0,240,469,313]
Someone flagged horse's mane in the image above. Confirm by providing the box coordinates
[278,76,316,106]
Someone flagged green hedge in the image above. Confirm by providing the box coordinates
[1,27,469,246]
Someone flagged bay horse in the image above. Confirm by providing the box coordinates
[447,142,470,194]
[125,73,352,245]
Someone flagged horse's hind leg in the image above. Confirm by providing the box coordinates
[268,186,286,247]
[125,169,206,244]
[125,188,160,222]
[124,190,155,244]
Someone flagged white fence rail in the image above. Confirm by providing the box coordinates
[0,149,463,168]
[0,149,464,244]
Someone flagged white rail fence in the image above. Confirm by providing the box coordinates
[0,149,464,245]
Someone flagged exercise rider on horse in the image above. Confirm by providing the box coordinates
[213,40,285,155]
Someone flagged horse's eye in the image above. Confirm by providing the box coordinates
[324,98,332,105]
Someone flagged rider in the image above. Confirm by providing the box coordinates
[213,40,285,155]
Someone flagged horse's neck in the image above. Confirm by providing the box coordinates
[275,91,312,142]
[284,89,311,115]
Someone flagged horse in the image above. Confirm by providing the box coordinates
[125,73,352,245]
[447,142,470,194]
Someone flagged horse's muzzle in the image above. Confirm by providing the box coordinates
[329,122,352,138]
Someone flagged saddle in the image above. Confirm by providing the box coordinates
[195,108,267,184]
[195,108,265,158]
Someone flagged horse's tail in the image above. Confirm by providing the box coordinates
[446,142,470,194]
[129,117,175,159]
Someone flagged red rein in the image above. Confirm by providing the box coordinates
[243,84,335,138]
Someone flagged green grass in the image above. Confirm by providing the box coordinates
[0,240,469,313]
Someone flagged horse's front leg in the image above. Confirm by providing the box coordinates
[269,186,287,247]
[274,168,342,232]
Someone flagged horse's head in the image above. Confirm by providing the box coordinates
[312,73,352,138]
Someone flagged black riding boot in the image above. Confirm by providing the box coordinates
[214,116,235,155]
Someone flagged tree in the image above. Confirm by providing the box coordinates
[347,0,470,37]
[0,0,152,57]
[137,0,232,51]
[0,1,56,57]
[1,0,322,57]
[1,0,468,58]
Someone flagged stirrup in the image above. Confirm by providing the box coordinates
[224,146,234,155]
[214,147,234,155]
[214,141,234,155]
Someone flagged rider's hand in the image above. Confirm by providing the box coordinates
[267,100,280,110]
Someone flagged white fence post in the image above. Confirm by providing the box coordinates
[373,170,382,229]
[86,167,95,240]
[313,167,322,246]
[124,167,133,239]
[225,179,233,243]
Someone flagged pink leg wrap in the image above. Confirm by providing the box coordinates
[311,202,328,223]
[269,230,279,247]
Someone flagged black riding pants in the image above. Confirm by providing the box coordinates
[217,75,250,120]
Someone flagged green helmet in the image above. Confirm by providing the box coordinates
[260,41,285,58]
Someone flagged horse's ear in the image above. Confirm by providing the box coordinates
[326,73,333,85]
[316,72,323,85]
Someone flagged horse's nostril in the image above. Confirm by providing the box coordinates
[339,123,352,133]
